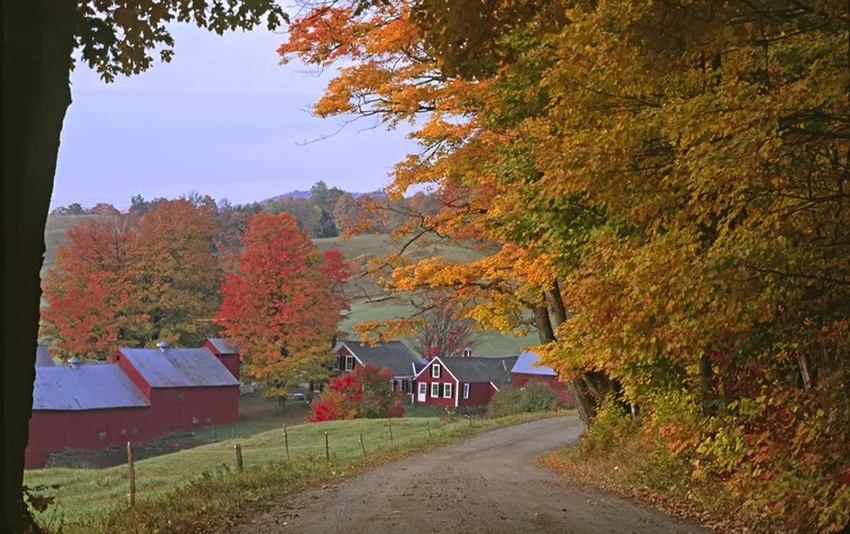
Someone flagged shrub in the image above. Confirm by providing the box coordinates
[488,381,562,417]
[308,364,404,422]
[579,396,637,456]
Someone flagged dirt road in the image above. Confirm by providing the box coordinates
[231,416,708,534]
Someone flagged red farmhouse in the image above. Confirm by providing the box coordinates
[203,337,241,380]
[510,351,574,407]
[26,350,152,468]
[112,345,239,431]
[332,340,425,402]
[413,355,517,409]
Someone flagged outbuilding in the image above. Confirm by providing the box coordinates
[510,351,574,407]
[332,340,425,402]
[202,337,241,380]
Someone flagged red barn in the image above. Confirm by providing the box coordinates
[413,356,517,409]
[25,354,152,468]
[510,351,574,407]
[332,340,425,402]
[203,337,241,380]
[112,346,239,431]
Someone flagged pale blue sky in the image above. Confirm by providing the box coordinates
[52,23,417,210]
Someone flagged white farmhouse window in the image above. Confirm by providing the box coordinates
[430,382,440,398]
[431,364,441,378]
[443,383,453,399]
[345,355,354,371]
[463,383,470,399]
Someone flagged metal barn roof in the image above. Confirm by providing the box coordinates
[118,347,239,388]
[440,356,519,386]
[206,337,239,355]
[33,364,150,411]
[511,351,557,377]
[342,340,426,377]
[35,346,56,367]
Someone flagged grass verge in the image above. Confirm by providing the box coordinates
[31,412,555,533]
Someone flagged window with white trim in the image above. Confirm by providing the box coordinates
[430,382,440,398]
[431,364,441,378]
[332,356,340,370]
[345,355,354,371]
[463,383,470,399]
[443,383,453,399]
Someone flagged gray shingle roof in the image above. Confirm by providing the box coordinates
[440,356,518,386]
[511,351,557,376]
[342,340,426,377]
[33,364,150,411]
[206,337,239,355]
[118,347,239,388]
[35,346,56,367]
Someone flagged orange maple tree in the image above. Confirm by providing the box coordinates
[216,212,350,391]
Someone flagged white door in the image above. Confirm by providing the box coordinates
[417,382,427,402]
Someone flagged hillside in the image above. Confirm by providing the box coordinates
[42,215,537,356]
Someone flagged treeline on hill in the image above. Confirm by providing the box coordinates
[279,1,850,531]
[51,181,441,239]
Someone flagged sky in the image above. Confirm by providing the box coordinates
[51,23,418,210]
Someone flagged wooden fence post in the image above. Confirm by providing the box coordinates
[127,442,136,508]
[235,444,243,473]
[388,422,394,446]
[324,432,330,461]
[283,423,291,464]
[359,432,367,458]
[427,422,432,439]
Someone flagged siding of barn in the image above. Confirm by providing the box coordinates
[147,386,239,430]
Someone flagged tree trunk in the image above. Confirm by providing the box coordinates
[545,281,568,326]
[699,354,715,416]
[3,1,76,530]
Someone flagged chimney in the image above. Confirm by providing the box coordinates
[68,355,81,369]
[156,341,170,351]
[462,347,472,358]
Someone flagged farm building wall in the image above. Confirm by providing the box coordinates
[458,382,497,407]
[25,407,154,468]
[112,352,153,397]
[147,386,239,431]
[414,360,458,408]
[201,339,241,380]
[511,374,574,407]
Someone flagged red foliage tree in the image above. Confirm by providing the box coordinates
[216,212,350,394]
[41,216,140,359]
[309,364,405,422]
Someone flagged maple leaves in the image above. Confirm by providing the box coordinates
[42,200,222,358]
[308,364,404,422]
[216,212,350,390]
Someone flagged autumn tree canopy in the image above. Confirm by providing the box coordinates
[216,212,350,396]
[279,0,850,530]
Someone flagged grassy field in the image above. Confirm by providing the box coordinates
[26,412,555,530]
[43,215,538,356]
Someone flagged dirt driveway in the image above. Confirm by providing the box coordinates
[231,416,708,534]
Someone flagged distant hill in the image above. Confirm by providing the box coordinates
[260,189,387,205]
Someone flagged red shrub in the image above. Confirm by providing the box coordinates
[308,364,405,422]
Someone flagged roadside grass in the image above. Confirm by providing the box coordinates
[541,433,745,532]
[29,412,556,533]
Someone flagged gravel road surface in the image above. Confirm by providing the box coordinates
[230,416,708,534]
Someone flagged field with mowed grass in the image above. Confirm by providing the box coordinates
[26,412,556,532]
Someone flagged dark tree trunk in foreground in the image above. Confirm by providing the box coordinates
[3,1,76,530]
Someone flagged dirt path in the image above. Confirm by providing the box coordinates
[231,416,708,534]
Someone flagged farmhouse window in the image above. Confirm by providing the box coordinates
[430,382,440,398]
[431,364,441,378]
[463,383,470,399]
[345,355,354,371]
[333,357,340,370]
[443,383,453,399]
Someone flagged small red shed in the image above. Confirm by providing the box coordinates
[203,337,241,380]
[510,351,574,407]
[413,356,518,409]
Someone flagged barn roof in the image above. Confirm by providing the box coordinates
[35,346,56,367]
[33,363,150,411]
[206,337,239,355]
[511,351,557,377]
[118,347,239,388]
[341,340,426,377]
[441,356,519,386]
